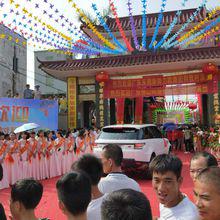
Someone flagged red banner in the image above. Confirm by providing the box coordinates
[104,83,214,99]
[106,72,213,91]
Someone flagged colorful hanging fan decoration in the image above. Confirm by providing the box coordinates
[149,0,167,49]
[162,0,208,49]
[154,0,189,49]
[141,0,148,50]
[0,0,219,56]
[71,2,117,50]
[127,0,139,50]
[108,0,134,52]
[91,3,126,52]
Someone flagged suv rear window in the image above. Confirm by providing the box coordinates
[98,127,142,140]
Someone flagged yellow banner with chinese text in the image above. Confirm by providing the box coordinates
[68,77,77,129]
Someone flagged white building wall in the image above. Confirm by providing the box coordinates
[0,25,27,97]
[34,51,67,95]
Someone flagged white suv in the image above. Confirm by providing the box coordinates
[94,124,170,172]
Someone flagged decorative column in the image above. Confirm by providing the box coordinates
[202,63,219,125]
[213,74,219,125]
[96,71,109,128]
[99,82,105,128]
[67,77,77,129]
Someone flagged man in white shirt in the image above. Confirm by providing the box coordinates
[34,85,41,99]
[72,154,105,220]
[194,166,220,220]
[149,154,199,220]
[98,144,141,194]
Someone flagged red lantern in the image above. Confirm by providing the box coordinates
[96,71,109,83]
[202,63,218,74]
[149,104,157,110]
[188,103,197,110]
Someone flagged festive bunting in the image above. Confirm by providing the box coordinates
[178,7,220,42]
[91,3,126,52]
[7,0,72,45]
[141,0,148,50]
[154,0,189,49]
[183,26,220,48]
[71,2,117,50]
[108,0,133,52]
[0,0,219,56]
[162,0,207,49]
[176,18,220,48]
[149,0,167,49]
[127,0,139,50]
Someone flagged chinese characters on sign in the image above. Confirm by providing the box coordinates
[0,98,58,133]
[68,77,77,129]
[99,82,104,127]
[104,72,214,99]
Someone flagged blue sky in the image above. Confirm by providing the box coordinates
[1,0,218,87]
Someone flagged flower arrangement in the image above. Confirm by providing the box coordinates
[207,132,220,151]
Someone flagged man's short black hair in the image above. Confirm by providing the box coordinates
[196,166,220,193]
[149,154,182,179]
[72,154,103,185]
[11,178,43,209]
[101,189,152,220]
[56,172,91,216]
[103,144,123,167]
[191,151,218,167]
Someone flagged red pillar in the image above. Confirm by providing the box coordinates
[197,94,203,124]
[116,98,125,124]
[135,97,143,124]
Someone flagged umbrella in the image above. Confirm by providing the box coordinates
[14,123,40,134]
[165,125,177,131]
[163,122,176,128]
[163,122,177,131]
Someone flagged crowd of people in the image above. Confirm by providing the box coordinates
[164,125,220,153]
[0,128,100,189]
[6,84,68,113]
[0,141,219,220]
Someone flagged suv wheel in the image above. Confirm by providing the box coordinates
[143,153,156,180]
[150,153,156,162]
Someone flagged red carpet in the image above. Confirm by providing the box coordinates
[0,151,193,219]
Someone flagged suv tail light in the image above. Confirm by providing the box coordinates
[163,138,168,148]
[134,143,145,149]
